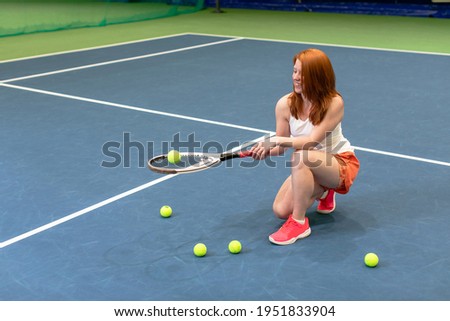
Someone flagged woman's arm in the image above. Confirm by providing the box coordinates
[251,95,291,159]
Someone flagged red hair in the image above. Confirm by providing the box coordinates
[288,48,339,125]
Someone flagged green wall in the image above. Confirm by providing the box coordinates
[1,8,450,61]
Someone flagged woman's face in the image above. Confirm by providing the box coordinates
[292,59,303,94]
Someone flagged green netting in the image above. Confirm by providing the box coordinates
[0,0,205,37]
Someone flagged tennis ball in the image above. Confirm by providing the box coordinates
[193,243,207,257]
[167,150,181,164]
[228,240,242,254]
[364,253,379,268]
[160,205,172,218]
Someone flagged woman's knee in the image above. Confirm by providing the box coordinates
[272,201,290,219]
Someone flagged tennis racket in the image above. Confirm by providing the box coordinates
[148,133,275,174]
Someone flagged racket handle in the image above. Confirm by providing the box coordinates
[221,150,253,161]
[239,150,253,158]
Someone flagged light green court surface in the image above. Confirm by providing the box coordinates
[1,8,450,61]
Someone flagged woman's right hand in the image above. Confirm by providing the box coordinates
[250,142,270,160]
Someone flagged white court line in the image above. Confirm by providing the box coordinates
[0,37,244,83]
[0,83,270,134]
[0,175,177,249]
[1,32,449,65]
[189,32,450,56]
[2,82,449,168]
[353,146,450,167]
[0,33,193,63]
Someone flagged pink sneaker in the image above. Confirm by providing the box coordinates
[317,189,336,214]
[269,215,311,245]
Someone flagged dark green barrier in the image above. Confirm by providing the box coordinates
[0,0,205,37]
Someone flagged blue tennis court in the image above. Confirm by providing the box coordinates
[1,33,449,301]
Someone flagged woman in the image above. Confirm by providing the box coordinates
[251,48,360,246]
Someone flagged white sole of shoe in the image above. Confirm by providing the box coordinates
[316,207,335,214]
[268,228,311,246]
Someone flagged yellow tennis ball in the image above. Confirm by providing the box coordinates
[364,253,379,267]
[193,243,207,257]
[228,240,242,254]
[160,205,172,218]
[167,150,181,164]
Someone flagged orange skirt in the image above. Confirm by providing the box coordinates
[333,151,360,194]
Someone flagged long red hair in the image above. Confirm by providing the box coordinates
[289,48,340,125]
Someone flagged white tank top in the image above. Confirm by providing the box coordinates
[289,115,353,154]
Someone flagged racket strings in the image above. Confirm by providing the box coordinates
[148,153,220,174]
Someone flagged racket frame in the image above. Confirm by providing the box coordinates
[147,133,274,174]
